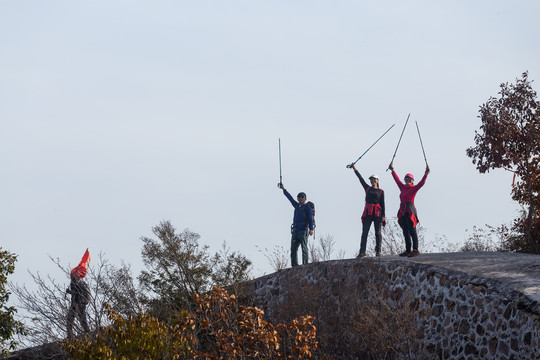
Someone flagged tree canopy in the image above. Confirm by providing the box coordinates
[0,248,25,355]
[466,71,540,218]
[138,220,252,320]
[467,71,540,253]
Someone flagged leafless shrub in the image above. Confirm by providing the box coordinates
[461,224,511,252]
[372,217,425,256]
[369,218,460,256]
[423,233,461,253]
[256,245,289,272]
[258,234,347,272]
[10,253,144,348]
[310,234,346,263]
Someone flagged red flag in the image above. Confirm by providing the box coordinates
[71,249,91,279]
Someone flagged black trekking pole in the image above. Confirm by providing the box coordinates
[387,113,411,171]
[346,124,395,168]
[277,138,283,188]
[415,121,428,166]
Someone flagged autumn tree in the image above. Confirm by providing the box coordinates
[12,221,252,350]
[188,287,317,359]
[138,221,252,320]
[63,303,190,360]
[62,287,317,360]
[466,71,540,253]
[210,241,252,295]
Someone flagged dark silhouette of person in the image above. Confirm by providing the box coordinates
[66,271,90,338]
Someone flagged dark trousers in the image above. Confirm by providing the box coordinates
[360,215,382,254]
[291,229,309,266]
[67,302,89,338]
[398,216,418,252]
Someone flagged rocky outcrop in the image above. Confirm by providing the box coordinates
[245,253,540,359]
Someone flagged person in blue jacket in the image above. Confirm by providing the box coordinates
[279,183,314,266]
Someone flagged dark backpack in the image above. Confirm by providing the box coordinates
[304,201,316,228]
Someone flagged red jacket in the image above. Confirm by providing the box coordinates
[391,170,428,226]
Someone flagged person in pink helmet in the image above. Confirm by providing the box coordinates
[388,162,430,257]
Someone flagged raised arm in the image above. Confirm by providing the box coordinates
[391,170,405,190]
[414,165,430,190]
[282,188,298,207]
[350,163,369,190]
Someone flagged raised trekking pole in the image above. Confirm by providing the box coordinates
[415,121,428,166]
[387,113,411,171]
[277,138,283,188]
[346,124,395,168]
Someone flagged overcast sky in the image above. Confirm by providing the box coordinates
[2,1,539,292]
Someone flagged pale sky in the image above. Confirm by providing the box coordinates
[1,1,539,292]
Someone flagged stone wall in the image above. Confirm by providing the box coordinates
[245,258,539,359]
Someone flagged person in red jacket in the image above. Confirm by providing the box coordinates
[388,162,430,257]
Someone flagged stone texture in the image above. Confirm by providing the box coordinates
[432,304,444,317]
[245,253,540,360]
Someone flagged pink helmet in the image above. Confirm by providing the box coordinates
[404,173,414,180]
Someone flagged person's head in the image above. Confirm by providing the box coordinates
[71,267,86,281]
[297,192,306,205]
[404,173,414,185]
[369,174,379,188]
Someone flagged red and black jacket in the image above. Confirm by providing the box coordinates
[354,170,385,220]
[391,170,428,227]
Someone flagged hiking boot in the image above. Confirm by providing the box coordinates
[356,252,366,258]
[408,249,420,257]
[399,251,411,257]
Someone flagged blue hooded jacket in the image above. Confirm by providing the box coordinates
[283,189,314,231]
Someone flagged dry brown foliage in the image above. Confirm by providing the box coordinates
[62,287,317,360]
[189,287,317,359]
